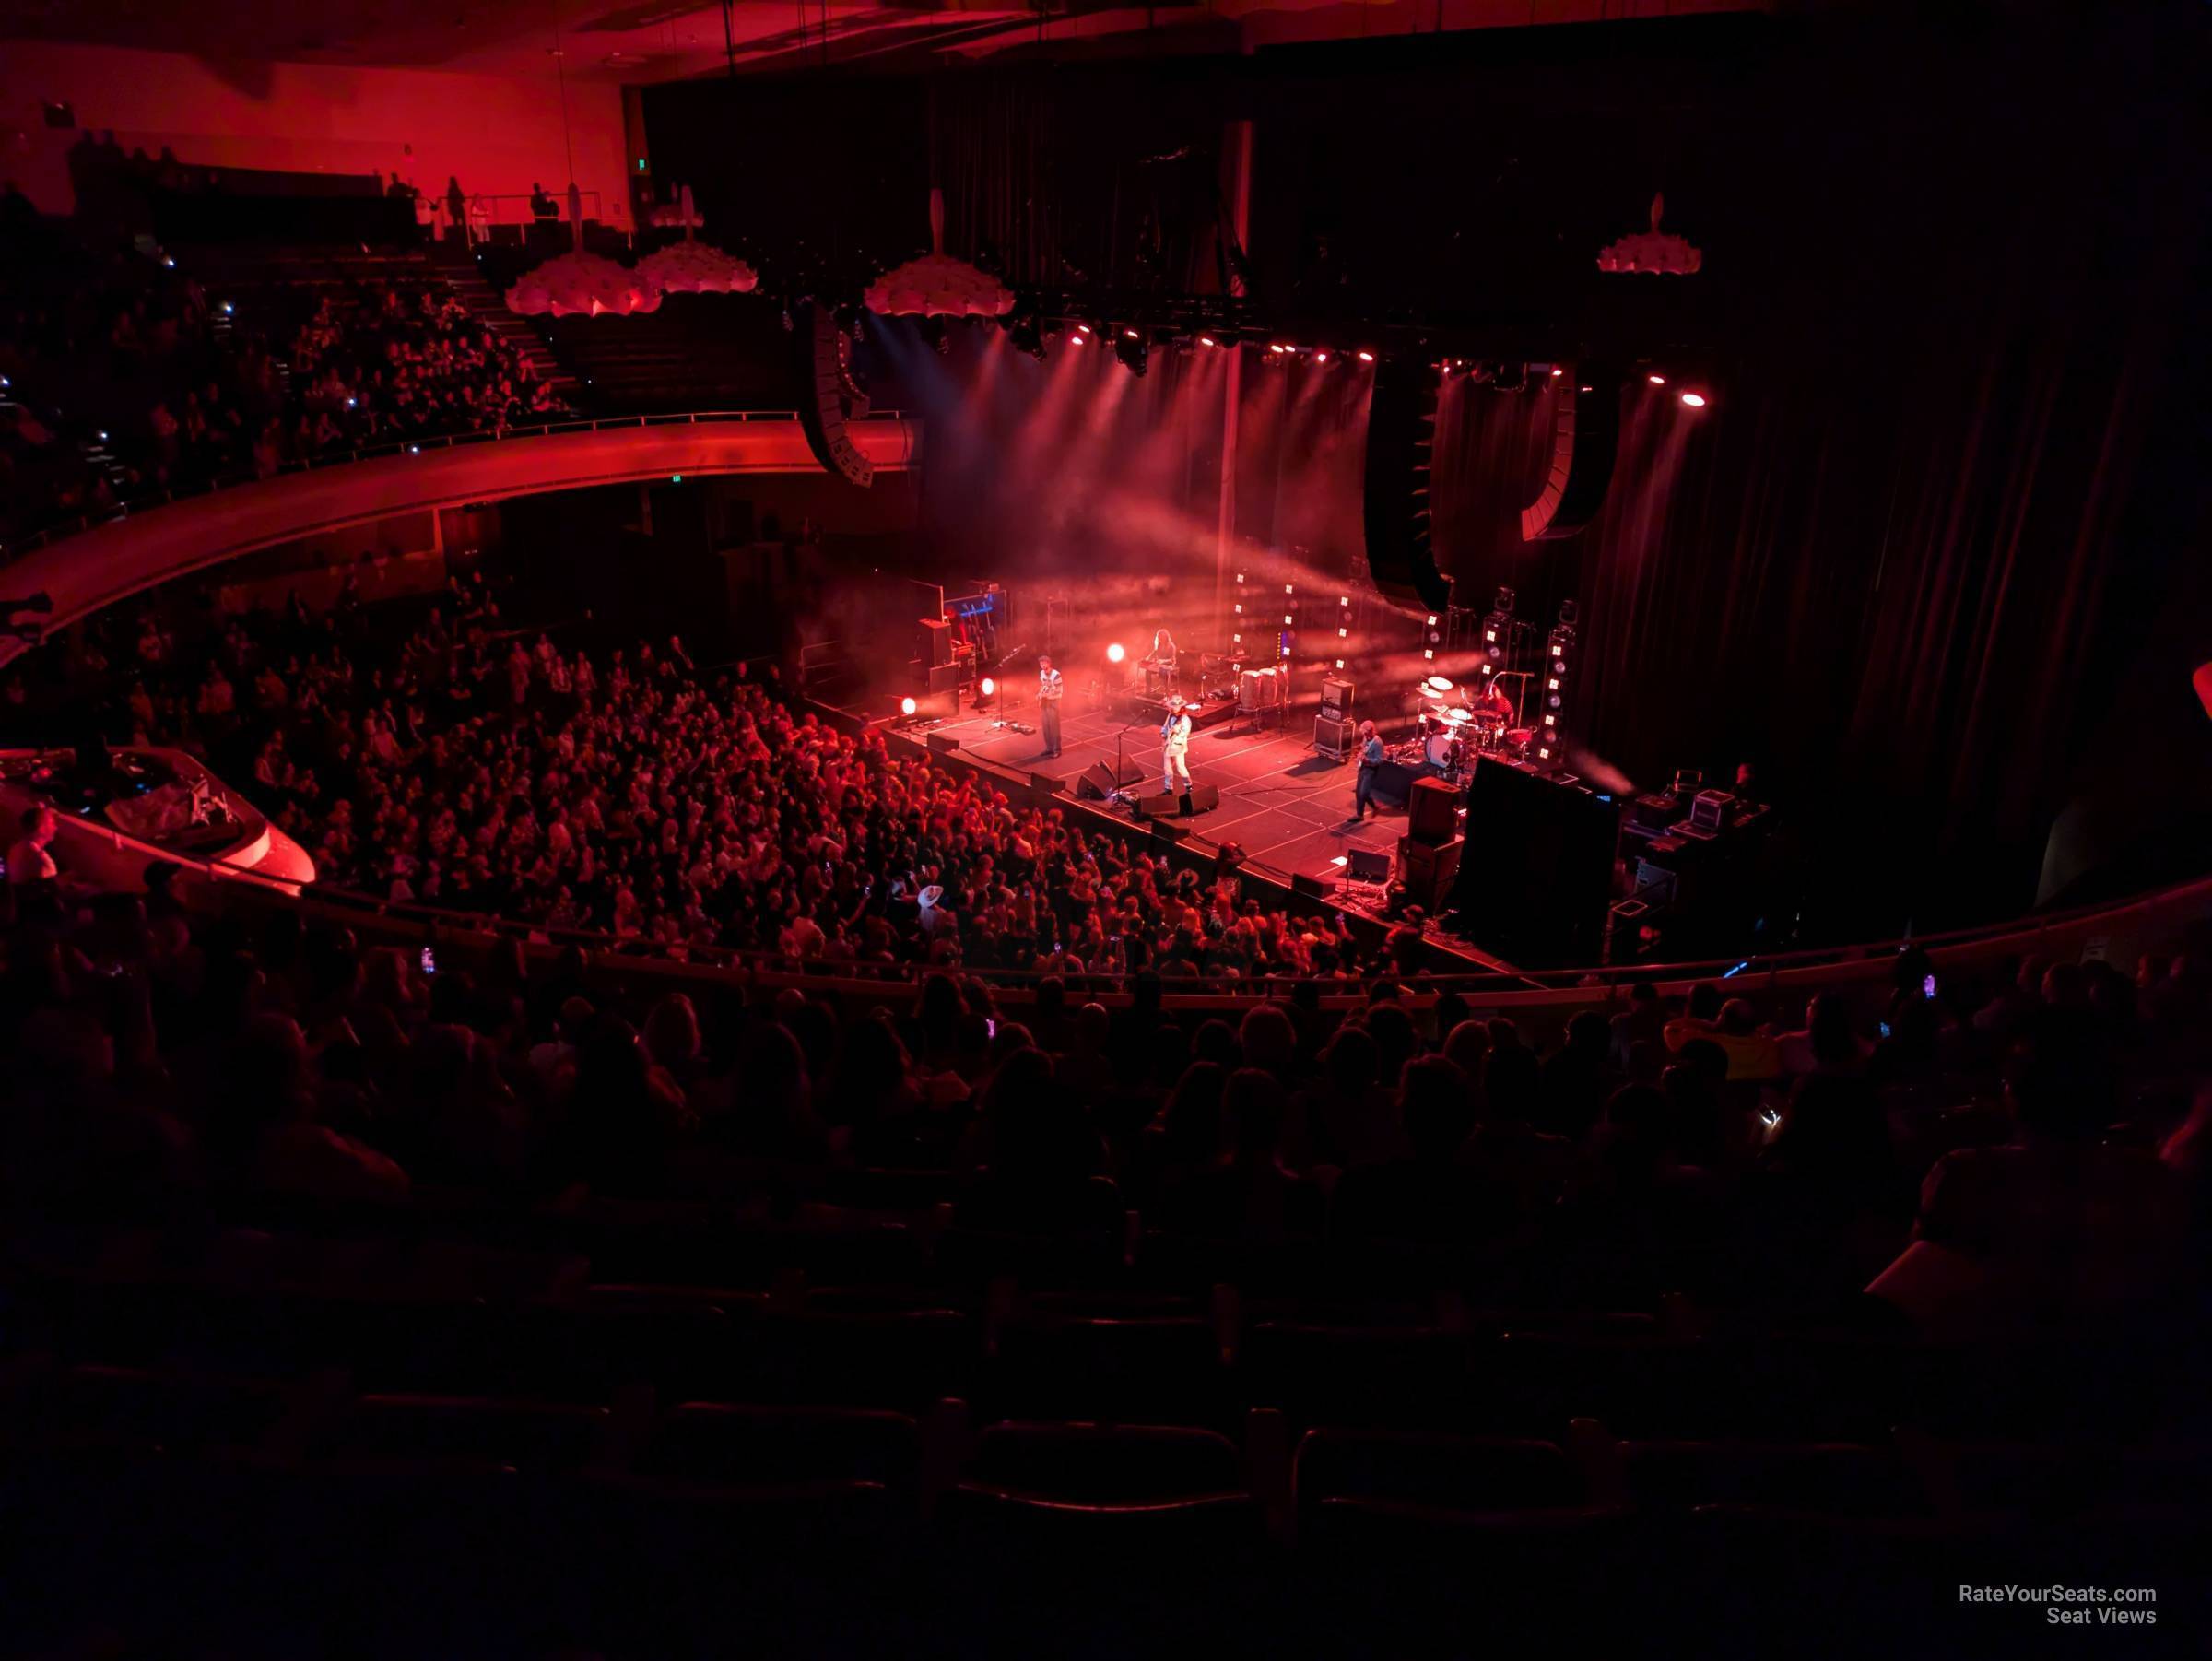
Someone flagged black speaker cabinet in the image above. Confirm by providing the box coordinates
[1406,776,1460,843]
[1396,832,1465,912]
[1076,758,1146,800]
[1321,677,1354,719]
[1134,783,1221,819]
[1449,758,1620,967]
[1345,845,1393,882]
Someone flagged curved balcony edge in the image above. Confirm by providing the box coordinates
[0,414,920,669]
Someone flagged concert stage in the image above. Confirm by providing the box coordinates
[830,685,1521,977]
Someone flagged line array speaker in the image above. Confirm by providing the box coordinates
[794,300,874,488]
[1521,368,1620,541]
[1361,357,1451,613]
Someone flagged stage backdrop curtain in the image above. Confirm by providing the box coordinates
[1418,8,2210,931]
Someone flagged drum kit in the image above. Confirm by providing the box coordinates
[1408,674,1527,778]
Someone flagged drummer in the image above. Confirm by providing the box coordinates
[1473,674,1515,726]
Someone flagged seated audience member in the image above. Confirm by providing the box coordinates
[1708,998,1783,1082]
[1158,1067,1323,1244]
[1663,983,1724,1052]
[1299,1023,1399,1171]
[1771,990,1869,1078]
[1870,1026,2184,1337]
[1332,1055,1489,1248]
[1609,980,1667,1070]
[1539,1009,1621,1140]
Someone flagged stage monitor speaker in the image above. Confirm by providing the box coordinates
[1521,369,1620,541]
[926,661,961,696]
[1406,775,1460,843]
[1346,845,1393,883]
[1314,714,1356,760]
[1134,783,1220,819]
[1290,872,1332,899]
[1030,772,1064,795]
[1150,820,1188,847]
[1396,832,1465,912]
[1362,357,1452,613]
[1450,758,1621,967]
[794,300,874,487]
[1321,677,1354,719]
[924,732,961,755]
[1076,758,1146,800]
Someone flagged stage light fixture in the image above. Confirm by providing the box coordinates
[1008,312,1044,359]
[1648,373,1666,385]
[1680,391,1709,408]
[1199,335,1218,348]
[1551,367,1564,377]
[980,677,996,698]
[900,696,918,717]
[1068,331,1088,346]
[1357,350,1375,363]
[1315,350,1329,364]
[1339,595,1349,606]
[1106,642,1126,664]
[1075,324,1090,336]
[1114,330,1148,376]
[1124,328,1140,339]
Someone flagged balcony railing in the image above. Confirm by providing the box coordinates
[2,408,907,565]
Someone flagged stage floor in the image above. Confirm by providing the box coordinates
[829,686,1522,977]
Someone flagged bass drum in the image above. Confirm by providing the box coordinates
[1422,730,1463,772]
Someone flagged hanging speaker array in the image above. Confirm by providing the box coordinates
[794,300,874,488]
[1361,356,1451,613]
[1521,368,1620,541]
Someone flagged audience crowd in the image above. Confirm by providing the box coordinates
[5,585,2209,1344]
[24,583,1404,982]
[0,209,567,548]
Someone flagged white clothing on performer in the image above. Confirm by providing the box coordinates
[1160,711,1193,795]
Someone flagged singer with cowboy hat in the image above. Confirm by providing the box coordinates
[1160,695,1194,816]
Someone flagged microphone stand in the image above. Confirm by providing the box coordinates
[1107,716,1149,807]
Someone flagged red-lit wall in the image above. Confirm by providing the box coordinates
[0,41,629,226]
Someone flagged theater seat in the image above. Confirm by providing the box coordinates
[1617,1436,1932,1518]
[637,1401,922,1490]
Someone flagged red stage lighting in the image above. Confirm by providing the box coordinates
[980,677,996,697]
[1068,332,1088,346]
[1074,324,1090,335]
[1648,373,1666,385]
[900,696,918,717]
[1199,336,1217,347]
[1357,350,1375,363]
[1315,350,1330,363]
[1680,392,1708,408]
[1124,328,1140,339]
[1106,642,1126,664]
[1551,367,1564,376]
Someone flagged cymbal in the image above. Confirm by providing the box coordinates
[1423,675,1455,695]
[1436,708,1476,725]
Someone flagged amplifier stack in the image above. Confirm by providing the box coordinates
[1395,774,1465,911]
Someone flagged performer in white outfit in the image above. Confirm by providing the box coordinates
[1159,696,1194,815]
